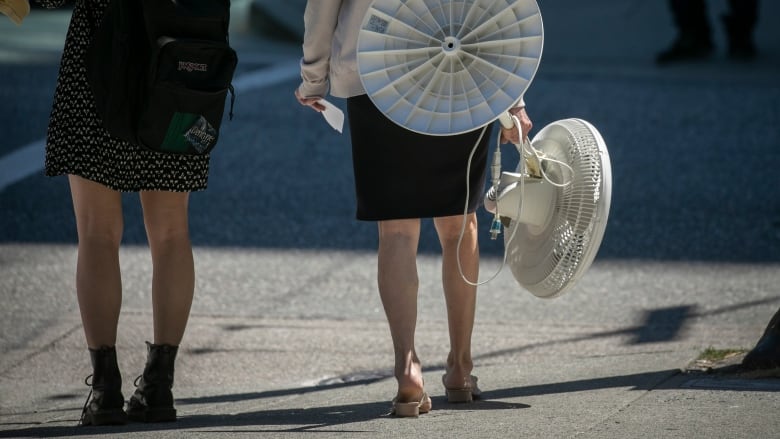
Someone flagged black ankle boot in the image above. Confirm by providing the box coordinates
[79,346,127,426]
[126,342,179,422]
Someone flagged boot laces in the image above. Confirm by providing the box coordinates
[78,375,94,426]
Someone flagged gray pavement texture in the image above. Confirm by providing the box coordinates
[1,0,780,438]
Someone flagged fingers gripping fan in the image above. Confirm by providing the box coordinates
[487,119,612,298]
[357,0,544,135]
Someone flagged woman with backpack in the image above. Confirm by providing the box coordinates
[34,0,210,425]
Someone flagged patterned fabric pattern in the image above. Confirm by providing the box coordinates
[34,0,67,8]
[44,0,209,192]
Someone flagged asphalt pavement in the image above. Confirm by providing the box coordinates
[1,0,779,438]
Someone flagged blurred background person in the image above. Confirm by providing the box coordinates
[656,0,759,64]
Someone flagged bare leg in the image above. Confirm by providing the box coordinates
[139,191,194,346]
[377,219,425,402]
[434,213,478,389]
[68,175,124,349]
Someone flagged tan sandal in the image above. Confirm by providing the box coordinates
[391,392,432,417]
[442,374,482,403]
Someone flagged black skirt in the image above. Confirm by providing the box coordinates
[346,94,492,221]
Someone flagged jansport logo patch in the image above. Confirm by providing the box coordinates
[178,61,208,72]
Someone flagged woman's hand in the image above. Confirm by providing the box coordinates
[295,88,326,112]
[2,0,31,25]
[499,106,532,144]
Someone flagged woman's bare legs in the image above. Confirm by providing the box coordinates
[139,191,194,346]
[377,219,426,402]
[434,213,479,390]
[69,175,124,349]
[69,179,193,347]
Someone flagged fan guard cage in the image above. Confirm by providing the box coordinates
[507,119,612,298]
[357,0,543,135]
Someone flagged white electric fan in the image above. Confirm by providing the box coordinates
[357,0,612,298]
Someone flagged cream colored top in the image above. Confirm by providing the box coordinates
[298,0,371,99]
[297,0,525,108]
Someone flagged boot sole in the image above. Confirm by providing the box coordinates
[81,409,128,426]
[127,407,177,423]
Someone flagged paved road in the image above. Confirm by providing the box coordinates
[1,0,779,437]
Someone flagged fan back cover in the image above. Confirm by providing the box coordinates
[357,0,543,135]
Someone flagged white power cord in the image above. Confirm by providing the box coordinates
[454,116,516,287]
[455,114,573,287]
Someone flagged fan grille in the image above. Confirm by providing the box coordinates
[508,119,610,298]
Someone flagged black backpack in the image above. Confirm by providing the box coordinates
[85,0,238,155]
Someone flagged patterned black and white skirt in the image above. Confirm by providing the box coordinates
[43,0,209,192]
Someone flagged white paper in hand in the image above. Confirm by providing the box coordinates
[319,99,344,133]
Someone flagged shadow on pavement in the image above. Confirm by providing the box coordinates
[0,397,526,437]
[5,365,776,438]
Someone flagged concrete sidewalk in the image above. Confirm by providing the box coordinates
[1,251,779,438]
[1,302,779,438]
[2,0,779,438]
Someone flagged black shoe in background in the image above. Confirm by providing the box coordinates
[656,35,714,64]
[728,41,757,61]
